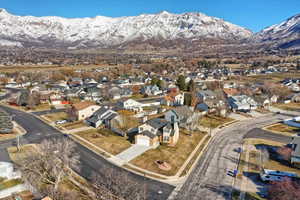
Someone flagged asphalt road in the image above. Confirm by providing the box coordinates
[173,114,289,200]
[244,128,292,144]
[0,105,174,200]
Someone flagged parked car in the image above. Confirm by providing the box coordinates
[55,120,67,125]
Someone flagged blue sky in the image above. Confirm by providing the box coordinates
[2,0,300,32]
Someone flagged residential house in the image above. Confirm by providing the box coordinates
[223,88,239,97]
[161,88,184,106]
[270,95,279,104]
[253,95,271,108]
[68,77,83,87]
[141,85,162,96]
[197,90,216,102]
[164,106,194,126]
[69,102,101,121]
[109,87,133,100]
[49,94,65,105]
[119,99,143,112]
[85,106,120,129]
[195,103,210,115]
[64,87,85,98]
[83,86,102,101]
[135,118,179,147]
[228,95,257,112]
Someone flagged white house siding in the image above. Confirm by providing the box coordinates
[77,105,101,121]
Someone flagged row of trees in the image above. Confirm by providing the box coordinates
[17,138,146,200]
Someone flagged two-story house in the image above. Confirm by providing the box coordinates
[135,118,179,147]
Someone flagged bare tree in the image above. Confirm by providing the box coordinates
[185,113,201,136]
[277,146,292,161]
[92,168,146,200]
[17,138,80,199]
[269,177,300,200]
[259,148,269,169]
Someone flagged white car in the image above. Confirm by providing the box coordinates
[55,120,67,125]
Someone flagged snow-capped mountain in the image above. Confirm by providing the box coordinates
[0,9,252,49]
[253,14,300,49]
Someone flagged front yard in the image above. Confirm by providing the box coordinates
[265,123,300,136]
[43,112,68,122]
[7,144,37,164]
[199,115,235,129]
[130,129,206,176]
[274,102,300,111]
[61,121,89,130]
[73,129,132,155]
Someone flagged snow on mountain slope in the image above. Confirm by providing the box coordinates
[0,9,252,48]
[253,14,300,48]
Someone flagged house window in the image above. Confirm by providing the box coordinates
[92,108,94,111]
[82,115,85,118]
[140,127,143,132]
[163,136,170,142]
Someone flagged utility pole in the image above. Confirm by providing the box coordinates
[16,134,22,152]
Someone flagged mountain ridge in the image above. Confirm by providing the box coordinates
[0,9,252,49]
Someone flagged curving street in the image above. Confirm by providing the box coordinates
[0,105,175,200]
[173,114,291,200]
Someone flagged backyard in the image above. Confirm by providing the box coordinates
[130,129,206,176]
[74,129,132,155]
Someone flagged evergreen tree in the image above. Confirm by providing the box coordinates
[187,79,195,92]
[176,75,186,91]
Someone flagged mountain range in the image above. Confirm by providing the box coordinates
[0,8,299,51]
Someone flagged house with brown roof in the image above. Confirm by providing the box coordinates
[69,102,100,121]
[161,89,184,106]
[223,88,239,97]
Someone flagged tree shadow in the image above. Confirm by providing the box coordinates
[254,143,293,167]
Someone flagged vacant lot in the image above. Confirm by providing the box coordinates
[265,123,300,136]
[74,129,131,155]
[200,115,234,129]
[130,129,206,176]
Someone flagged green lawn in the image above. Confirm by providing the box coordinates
[74,129,131,155]
[130,129,206,176]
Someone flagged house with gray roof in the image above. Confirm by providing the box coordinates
[135,118,179,147]
[164,106,193,126]
[85,106,120,129]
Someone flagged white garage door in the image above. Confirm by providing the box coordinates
[136,136,150,146]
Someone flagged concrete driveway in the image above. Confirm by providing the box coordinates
[116,144,151,163]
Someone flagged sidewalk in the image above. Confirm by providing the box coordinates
[116,145,151,163]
